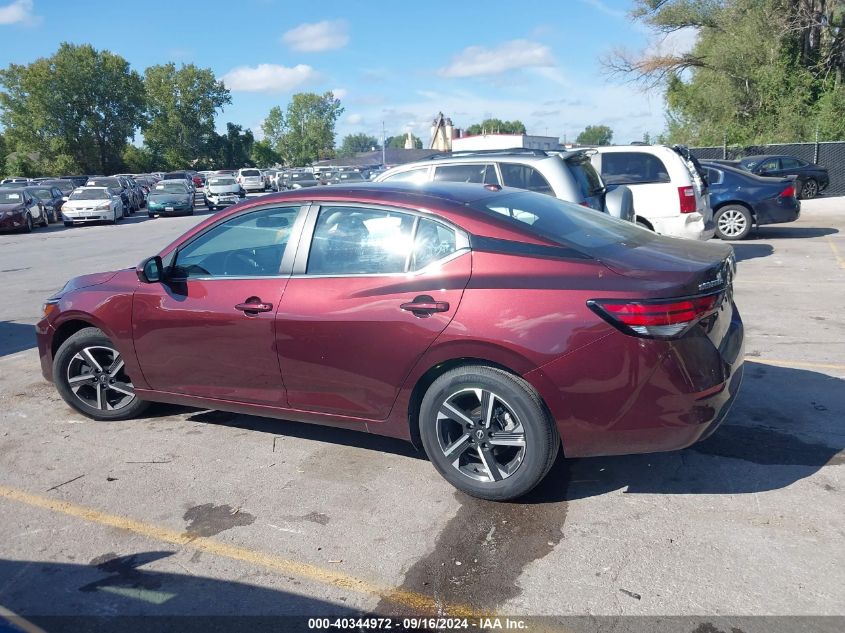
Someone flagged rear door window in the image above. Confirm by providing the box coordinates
[600,152,670,185]
[780,158,803,169]
[433,163,496,185]
[499,163,554,195]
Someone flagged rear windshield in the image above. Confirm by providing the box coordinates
[565,155,604,198]
[241,169,261,177]
[87,178,121,188]
[29,188,53,199]
[468,191,653,251]
[164,172,186,179]
[42,180,74,193]
[208,177,236,186]
[70,189,109,200]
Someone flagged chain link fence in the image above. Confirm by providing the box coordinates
[690,141,845,196]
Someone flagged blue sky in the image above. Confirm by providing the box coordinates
[0,0,695,146]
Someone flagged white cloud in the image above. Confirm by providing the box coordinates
[331,87,348,100]
[346,114,364,125]
[578,0,626,20]
[439,40,554,78]
[282,19,349,52]
[222,64,318,92]
[0,0,39,25]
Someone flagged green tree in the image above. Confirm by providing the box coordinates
[0,43,145,174]
[338,133,380,156]
[271,92,344,166]
[464,118,526,135]
[122,145,155,173]
[605,0,845,145]
[385,133,423,149]
[261,106,285,151]
[206,123,255,169]
[251,139,281,166]
[576,125,614,145]
[143,63,230,169]
[4,152,38,178]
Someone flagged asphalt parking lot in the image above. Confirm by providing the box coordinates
[0,192,843,630]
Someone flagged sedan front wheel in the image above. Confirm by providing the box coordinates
[53,327,150,421]
[420,365,559,500]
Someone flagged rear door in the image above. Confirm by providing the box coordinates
[276,203,471,420]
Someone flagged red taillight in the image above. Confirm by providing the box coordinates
[588,294,720,338]
[678,186,696,213]
[780,185,795,198]
[579,201,591,208]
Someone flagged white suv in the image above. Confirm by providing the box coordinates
[237,168,265,193]
[588,145,714,240]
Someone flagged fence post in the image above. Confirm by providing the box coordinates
[723,133,727,160]
[815,125,820,164]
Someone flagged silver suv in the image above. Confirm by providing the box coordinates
[375,149,635,222]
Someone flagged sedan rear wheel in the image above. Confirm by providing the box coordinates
[420,366,559,500]
[715,205,752,241]
[800,178,818,199]
[53,327,150,421]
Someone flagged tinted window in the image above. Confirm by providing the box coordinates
[499,163,554,195]
[566,156,604,198]
[307,207,415,275]
[757,158,780,172]
[433,163,496,184]
[174,207,299,278]
[705,167,723,185]
[471,191,654,251]
[780,158,803,169]
[30,188,53,199]
[70,189,109,200]
[241,169,261,177]
[88,178,122,188]
[413,218,457,270]
[601,152,670,185]
[382,168,429,184]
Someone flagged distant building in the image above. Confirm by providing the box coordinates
[429,112,460,151]
[451,133,561,152]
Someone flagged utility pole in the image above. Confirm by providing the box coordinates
[382,121,386,167]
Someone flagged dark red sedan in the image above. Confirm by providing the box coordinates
[36,183,744,500]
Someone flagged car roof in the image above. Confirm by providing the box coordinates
[156,179,189,185]
[76,186,109,191]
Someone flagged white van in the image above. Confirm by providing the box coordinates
[589,145,714,240]
[236,168,265,193]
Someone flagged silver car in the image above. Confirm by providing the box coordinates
[375,149,635,222]
[204,176,244,210]
[237,168,265,193]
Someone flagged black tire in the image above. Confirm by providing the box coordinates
[22,213,33,233]
[39,211,49,227]
[63,221,73,228]
[53,327,150,421]
[714,204,752,241]
[419,365,560,501]
[800,178,818,199]
[635,218,653,231]
[148,212,156,218]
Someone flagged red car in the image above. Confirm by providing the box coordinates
[36,183,744,500]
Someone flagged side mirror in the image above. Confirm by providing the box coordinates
[137,255,163,283]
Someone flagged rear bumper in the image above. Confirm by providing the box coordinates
[653,211,716,241]
[756,198,800,225]
[525,304,744,458]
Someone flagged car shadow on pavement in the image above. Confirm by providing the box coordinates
[0,321,36,357]
[731,242,774,262]
[0,554,356,629]
[184,409,424,460]
[533,361,844,503]
[753,226,838,239]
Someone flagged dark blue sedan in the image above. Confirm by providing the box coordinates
[702,161,800,240]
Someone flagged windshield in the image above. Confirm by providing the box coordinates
[208,178,236,186]
[70,189,109,200]
[469,191,653,252]
[739,158,759,170]
[30,188,53,200]
[88,178,120,188]
[42,180,74,193]
[0,191,23,203]
[290,172,309,180]
[152,182,189,194]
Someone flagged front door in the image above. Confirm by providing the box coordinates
[276,204,471,419]
[133,205,303,405]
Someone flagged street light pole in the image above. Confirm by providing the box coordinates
[382,121,386,167]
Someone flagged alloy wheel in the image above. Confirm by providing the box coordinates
[435,388,526,483]
[717,208,748,238]
[66,346,136,411]
[801,179,818,199]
